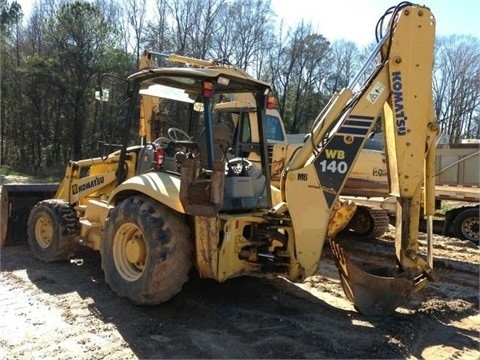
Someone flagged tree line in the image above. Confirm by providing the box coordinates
[1,0,479,174]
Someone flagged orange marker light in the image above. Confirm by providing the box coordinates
[203,81,213,98]
[267,96,275,109]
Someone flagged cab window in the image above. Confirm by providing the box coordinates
[265,114,285,141]
[239,112,252,142]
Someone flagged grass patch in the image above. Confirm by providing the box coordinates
[0,167,23,176]
[0,166,60,184]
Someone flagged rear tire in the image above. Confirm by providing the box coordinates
[452,208,479,244]
[27,199,80,262]
[102,195,192,305]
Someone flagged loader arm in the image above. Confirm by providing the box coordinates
[281,3,439,315]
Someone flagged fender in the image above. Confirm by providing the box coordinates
[109,172,185,213]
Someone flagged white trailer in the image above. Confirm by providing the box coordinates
[342,141,479,243]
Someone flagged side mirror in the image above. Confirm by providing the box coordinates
[95,88,110,102]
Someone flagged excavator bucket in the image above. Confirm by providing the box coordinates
[329,239,429,316]
[0,184,59,247]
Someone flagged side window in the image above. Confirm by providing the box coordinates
[240,112,252,142]
[265,115,285,141]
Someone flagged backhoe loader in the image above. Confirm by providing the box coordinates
[1,2,439,316]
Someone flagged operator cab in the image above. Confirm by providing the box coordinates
[122,67,274,215]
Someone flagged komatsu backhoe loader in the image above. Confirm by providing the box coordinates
[1,2,438,316]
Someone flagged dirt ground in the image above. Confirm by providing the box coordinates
[0,176,479,360]
[0,226,478,359]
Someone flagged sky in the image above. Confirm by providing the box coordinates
[15,0,480,47]
[270,0,480,46]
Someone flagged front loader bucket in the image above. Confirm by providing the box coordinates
[1,184,59,247]
[329,239,429,316]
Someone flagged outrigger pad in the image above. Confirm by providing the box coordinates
[329,239,428,316]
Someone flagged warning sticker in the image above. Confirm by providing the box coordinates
[367,81,385,104]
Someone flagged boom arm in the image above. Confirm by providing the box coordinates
[281,3,438,313]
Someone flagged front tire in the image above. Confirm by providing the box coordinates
[27,199,80,262]
[102,195,192,305]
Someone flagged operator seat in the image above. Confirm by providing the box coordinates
[197,124,232,168]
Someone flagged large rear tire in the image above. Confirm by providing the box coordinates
[102,195,192,305]
[27,199,80,262]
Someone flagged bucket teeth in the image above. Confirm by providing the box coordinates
[328,239,429,316]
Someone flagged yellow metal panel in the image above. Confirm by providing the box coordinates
[194,216,219,279]
[216,217,248,282]
[284,69,391,277]
[286,89,353,172]
[284,165,331,277]
[382,6,436,199]
[109,172,184,213]
[216,215,268,282]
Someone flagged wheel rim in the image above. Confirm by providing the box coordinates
[35,215,54,249]
[113,223,146,281]
[461,216,479,241]
[348,208,372,234]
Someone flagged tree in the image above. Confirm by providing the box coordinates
[0,0,23,165]
[39,2,122,160]
[188,0,224,60]
[267,22,330,133]
[123,0,146,65]
[168,0,197,55]
[2,0,132,172]
[142,0,173,54]
[1,0,478,175]
[433,35,480,142]
[214,0,272,72]
[323,40,360,95]
[0,0,22,33]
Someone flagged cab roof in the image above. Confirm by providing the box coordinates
[128,66,272,97]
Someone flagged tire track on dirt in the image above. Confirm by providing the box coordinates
[0,271,136,360]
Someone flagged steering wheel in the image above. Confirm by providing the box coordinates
[226,157,253,175]
[153,137,172,147]
[168,127,191,141]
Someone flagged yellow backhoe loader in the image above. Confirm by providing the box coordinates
[1,2,439,316]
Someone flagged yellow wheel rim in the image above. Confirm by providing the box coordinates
[35,215,54,249]
[113,223,146,281]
